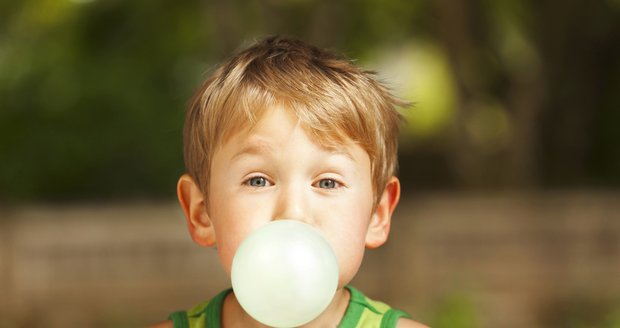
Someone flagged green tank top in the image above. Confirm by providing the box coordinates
[168,286,411,328]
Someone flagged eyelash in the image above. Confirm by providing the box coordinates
[243,175,273,187]
[313,178,342,190]
[242,176,344,190]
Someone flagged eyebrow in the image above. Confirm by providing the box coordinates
[324,146,356,162]
[231,141,276,160]
[231,140,356,162]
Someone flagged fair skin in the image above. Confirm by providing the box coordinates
[150,107,427,328]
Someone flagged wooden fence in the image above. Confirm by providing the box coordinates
[1,191,618,327]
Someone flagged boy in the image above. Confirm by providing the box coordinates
[151,36,427,328]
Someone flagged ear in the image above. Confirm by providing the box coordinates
[365,176,401,249]
[177,174,217,247]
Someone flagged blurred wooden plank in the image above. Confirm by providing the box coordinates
[1,192,619,327]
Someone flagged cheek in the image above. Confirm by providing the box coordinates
[319,196,374,285]
[210,211,252,274]
[209,194,274,274]
[213,225,245,275]
[207,191,240,273]
[327,229,368,287]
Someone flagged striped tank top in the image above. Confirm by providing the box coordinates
[168,286,411,328]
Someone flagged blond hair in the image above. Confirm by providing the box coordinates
[184,36,403,206]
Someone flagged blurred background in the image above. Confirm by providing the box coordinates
[1,0,619,327]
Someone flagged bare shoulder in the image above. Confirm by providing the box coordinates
[397,317,430,328]
[146,320,173,328]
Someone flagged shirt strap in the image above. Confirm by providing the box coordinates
[381,308,412,328]
[203,288,232,328]
[168,311,189,328]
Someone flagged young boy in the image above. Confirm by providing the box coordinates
[151,37,427,328]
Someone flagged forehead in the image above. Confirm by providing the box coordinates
[218,103,357,155]
[220,106,359,159]
[229,138,358,165]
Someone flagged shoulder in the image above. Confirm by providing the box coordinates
[346,286,427,328]
[146,320,173,328]
[397,317,430,328]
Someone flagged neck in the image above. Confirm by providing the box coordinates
[222,287,351,328]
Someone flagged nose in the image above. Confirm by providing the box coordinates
[272,181,311,224]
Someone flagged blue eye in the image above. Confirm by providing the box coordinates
[247,176,268,187]
[318,179,338,189]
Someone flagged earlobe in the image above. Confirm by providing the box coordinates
[365,176,401,249]
[177,174,217,247]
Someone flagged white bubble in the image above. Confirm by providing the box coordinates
[231,220,339,327]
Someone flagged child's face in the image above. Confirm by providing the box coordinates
[206,106,379,287]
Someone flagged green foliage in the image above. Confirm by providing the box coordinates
[543,296,620,328]
[0,0,211,201]
[1,0,619,201]
[427,293,480,328]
